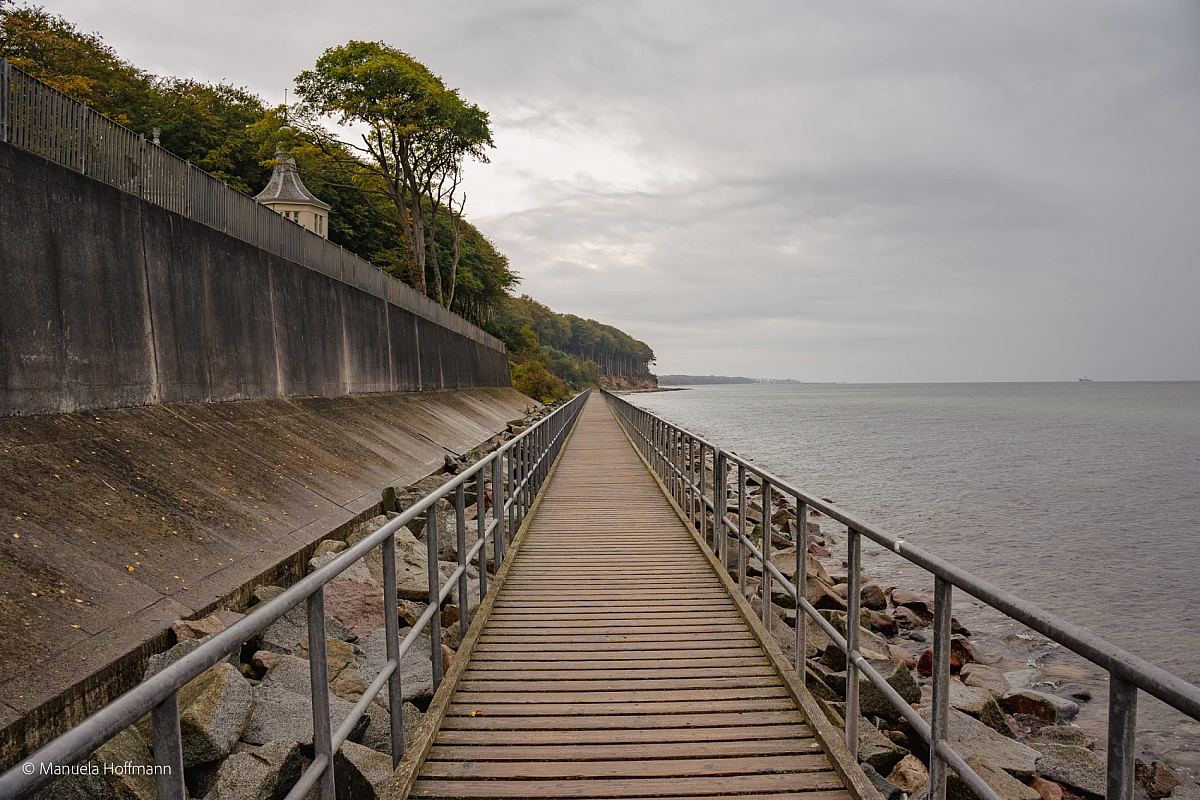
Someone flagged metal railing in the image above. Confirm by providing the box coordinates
[603,390,1200,800]
[0,390,588,800]
[0,57,502,352]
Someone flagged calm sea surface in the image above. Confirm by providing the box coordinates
[626,382,1200,762]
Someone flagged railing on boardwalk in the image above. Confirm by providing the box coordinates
[0,390,589,800]
[602,389,1200,800]
[0,57,503,353]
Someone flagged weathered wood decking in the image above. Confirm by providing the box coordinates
[396,395,873,799]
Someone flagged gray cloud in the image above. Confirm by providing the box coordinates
[44,0,1200,380]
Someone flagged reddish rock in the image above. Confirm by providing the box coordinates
[888,644,917,669]
[917,646,963,677]
[888,754,929,793]
[441,604,461,629]
[172,609,246,642]
[893,606,928,630]
[252,650,281,672]
[864,609,899,637]
[808,542,832,557]
[324,577,386,634]
[889,588,934,620]
[1031,777,1064,800]
[861,583,888,611]
[1136,759,1180,800]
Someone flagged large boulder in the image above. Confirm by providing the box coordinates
[334,740,394,799]
[949,755,1040,800]
[264,648,369,703]
[858,658,921,720]
[32,728,156,800]
[171,609,246,642]
[948,680,1012,738]
[259,596,358,656]
[207,739,302,800]
[1001,689,1079,724]
[961,663,1013,700]
[857,719,908,773]
[889,754,930,794]
[359,700,424,756]
[143,636,238,680]
[1032,743,1106,796]
[176,662,255,767]
[240,685,368,749]
[918,707,1039,779]
[355,628,435,707]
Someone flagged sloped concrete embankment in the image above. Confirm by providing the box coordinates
[0,387,537,770]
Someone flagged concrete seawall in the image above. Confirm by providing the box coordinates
[0,386,536,769]
[0,142,509,417]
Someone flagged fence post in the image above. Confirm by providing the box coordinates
[0,57,8,144]
[845,527,862,758]
[929,575,952,800]
[1107,675,1138,800]
[77,101,87,173]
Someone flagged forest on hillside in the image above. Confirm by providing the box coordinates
[0,2,656,401]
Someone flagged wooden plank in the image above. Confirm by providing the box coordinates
[410,772,846,798]
[477,632,757,644]
[432,724,815,746]
[438,710,808,730]
[425,738,822,762]
[420,753,832,779]
[460,665,776,680]
[464,656,771,670]
[457,675,782,691]
[452,686,791,704]
[445,698,796,716]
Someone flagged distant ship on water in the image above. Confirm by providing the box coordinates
[1078,376,1093,382]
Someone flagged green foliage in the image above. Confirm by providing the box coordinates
[510,359,569,404]
[1,5,651,403]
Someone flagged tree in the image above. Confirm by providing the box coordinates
[295,41,492,304]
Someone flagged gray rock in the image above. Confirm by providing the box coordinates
[962,663,1013,700]
[335,740,395,799]
[309,551,373,583]
[861,762,905,800]
[32,728,156,800]
[355,627,435,707]
[948,680,1012,738]
[1033,726,1095,750]
[1170,783,1200,800]
[858,658,921,721]
[857,719,908,773]
[1032,742,1106,796]
[208,739,302,800]
[949,755,1040,800]
[240,685,368,748]
[143,636,238,681]
[919,707,1040,779]
[260,599,357,655]
[359,700,424,756]
[176,662,254,767]
[260,650,368,704]
[1002,689,1079,724]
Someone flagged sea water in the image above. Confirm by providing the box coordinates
[626,382,1200,765]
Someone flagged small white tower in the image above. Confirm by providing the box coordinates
[254,148,332,238]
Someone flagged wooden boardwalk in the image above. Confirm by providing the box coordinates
[399,395,869,800]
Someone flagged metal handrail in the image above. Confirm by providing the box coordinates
[0,57,503,352]
[0,390,590,800]
[602,389,1200,800]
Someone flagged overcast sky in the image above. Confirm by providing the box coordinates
[45,1,1200,381]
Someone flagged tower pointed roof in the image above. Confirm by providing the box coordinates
[254,148,331,209]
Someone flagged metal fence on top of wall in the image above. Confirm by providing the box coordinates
[0,57,504,353]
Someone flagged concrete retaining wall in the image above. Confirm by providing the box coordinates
[0,386,536,769]
[0,143,509,417]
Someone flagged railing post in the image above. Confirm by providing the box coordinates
[427,506,443,689]
[77,101,87,173]
[699,445,707,541]
[150,691,187,800]
[713,451,726,567]
[846,527,862,758]
[307,587,337,799]
[795,499,808,674]
[1107,674,1138,800]
[738,464,747,595]
[493,452,505,567]
[507,447,516,555]
[929,575,953,800]
[761,481,772,631]
[381,533,405,765]
[477,468,488,601]
[1,57,8,144]
[687,437,695,529]
[456,483,469,636]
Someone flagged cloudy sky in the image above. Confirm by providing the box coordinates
[46,1,1200,381]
